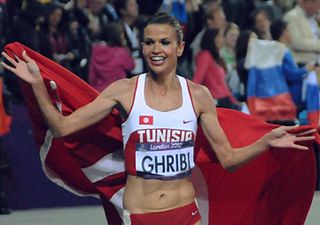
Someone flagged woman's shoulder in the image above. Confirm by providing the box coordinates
[186,79,211,99]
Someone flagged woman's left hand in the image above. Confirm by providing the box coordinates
[266,126,316,150]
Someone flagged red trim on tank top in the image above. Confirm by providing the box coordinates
[186,79,197,119]
[122,76,140,123]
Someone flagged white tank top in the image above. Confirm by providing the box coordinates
[122,73,198,180]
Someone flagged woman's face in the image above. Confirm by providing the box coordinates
[49,8,63,27]
[224,28,239,48]
[142,24,185,76]
[255,12,270,33]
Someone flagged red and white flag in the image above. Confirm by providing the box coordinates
[139,115,153,125]
[5,42,319,225]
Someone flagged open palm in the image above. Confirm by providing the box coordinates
[268,126,316,150]
[1,50,42,84]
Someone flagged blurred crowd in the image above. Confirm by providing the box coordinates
[1,0,320,213]
[0,0,319,112]
[0,0,319,106]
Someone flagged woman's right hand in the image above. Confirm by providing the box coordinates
[1,50,43,84]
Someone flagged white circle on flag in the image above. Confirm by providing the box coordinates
[143,117,149,123]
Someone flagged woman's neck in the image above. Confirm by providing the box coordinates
[147,72,178,96]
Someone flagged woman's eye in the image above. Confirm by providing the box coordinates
[161,40,170,45]
[144,40,154,45]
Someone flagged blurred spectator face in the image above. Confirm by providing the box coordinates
[224,24,239,49]
[207,8,226,30]
[300,0,320,17]
[214,29,224,50]
[123,0,139,19]
[254,11,270,34]
[49,8,63,27]
[89,0,105,15]
[76,0,88,9]
[70,20,79,34]
[186,0,202,12]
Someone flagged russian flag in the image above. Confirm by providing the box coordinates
[245,39,296,121]
[305,71,320,127]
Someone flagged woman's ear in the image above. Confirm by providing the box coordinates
[177,41,185,57]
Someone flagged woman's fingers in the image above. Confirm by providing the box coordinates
[1,61,15,73]
[22,50,32,62]
[13,53,21,62]
[295,135,315,142]
[1,51,18,67]
[292,144,309,150]
[296,128,317,136]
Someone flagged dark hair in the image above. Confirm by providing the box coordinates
[100,22,124,47]
[200,28,225,69]
[203,5,222,26]
[144,12,184,44]
[250,9,270,27]
[235,30,254,61]
[270,19,287,41]
[114,0,129,17]
[249,9,270,39]
[20,0,47,25]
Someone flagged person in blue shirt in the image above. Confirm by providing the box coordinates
[270,19,319,114]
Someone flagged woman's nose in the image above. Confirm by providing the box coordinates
[152,42,161,53]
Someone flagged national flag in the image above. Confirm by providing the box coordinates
[139,115,153,125]
[305,71,320,128]
[4,42,319,225]
[245,39,296,121]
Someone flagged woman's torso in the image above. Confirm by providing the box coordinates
[121,74,198,213]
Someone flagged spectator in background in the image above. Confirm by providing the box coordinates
[190,4,227,72]
[104,0,119,22]
[87,0,109,41]
[5,0,47,101]
[114,0,144,77]
[193,28,240,109]
[5,0,47,56]
[235,29,257,101]
[270,19,318,114]
[250,9,272,40]
[66,0,90,30]
[222,0,255,30]
[220,22,240,97]
[284,0,320,66]
[88,22,134,92]
[255,0,285,22]
[67,15,91,81]
[43,3,86,76]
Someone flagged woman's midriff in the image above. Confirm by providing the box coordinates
[123,175,196,214]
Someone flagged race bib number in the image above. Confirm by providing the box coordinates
[135,141,195,178]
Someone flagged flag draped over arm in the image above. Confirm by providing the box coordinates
[4,42,319,225]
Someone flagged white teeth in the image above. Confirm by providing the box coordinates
[151,56,165,61]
